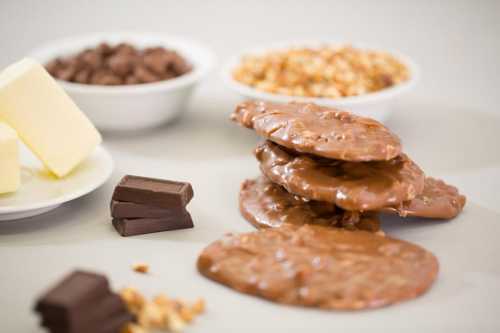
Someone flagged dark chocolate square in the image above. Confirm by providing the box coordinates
[42,311,133,333]
[111,200,179,219]
[112,175,193,209]
[112,212,194,237]
[41,294,126,329]
[35,271,110,318]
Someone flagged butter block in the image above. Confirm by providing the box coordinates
[0,123,20,193]
[0,58,101,178]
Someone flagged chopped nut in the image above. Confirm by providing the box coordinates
[138,303,165,328]
[120,288,205,333]
[191,298,205,315]
[165,309,187,332]
[133,263,149,274]
[120,287,146,315]
[153,294,174,308]
[233,45,410,99]
[179,305,194,323]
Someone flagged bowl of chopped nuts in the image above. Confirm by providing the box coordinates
[31,33,215,131]
[223,42,418,122]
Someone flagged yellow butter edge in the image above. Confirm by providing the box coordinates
[0,58,102,178]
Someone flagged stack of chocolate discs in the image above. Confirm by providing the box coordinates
[34,270,132,333]
[111,175,194,236]
[231,101,466,231]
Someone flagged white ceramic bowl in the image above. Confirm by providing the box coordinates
[31,33,215,131]
[223,41,419,122]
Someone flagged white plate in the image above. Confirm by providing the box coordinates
[0,145,113,221]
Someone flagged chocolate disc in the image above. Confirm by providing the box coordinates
[383,177,466,219]
[197,224,439,310]
[231,101,401,161]
[240,176,381,232]
[255,140,425,211]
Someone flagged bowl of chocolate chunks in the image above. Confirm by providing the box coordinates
[31,33,215,131]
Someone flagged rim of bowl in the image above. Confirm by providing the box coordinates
[29,32,216,95]
[222,40,419,106]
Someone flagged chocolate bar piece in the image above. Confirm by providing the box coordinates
[112,175,193,209]
[45,311,133,333]
[113,212,194,237]
[111,200,178,219]
[41,294,126,329]
[35,271,110,318]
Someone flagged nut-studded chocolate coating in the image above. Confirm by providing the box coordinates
[383,177,466,219]
[255,140,425,211]
[231,101,402,161]
[239,176,381,232]
[197,224,439,310]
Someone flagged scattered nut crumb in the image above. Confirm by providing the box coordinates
[132,263,149,274]
[191,298,205,315]
[120,287,205,333]
[120,287,146,314]
[232,45,410,98]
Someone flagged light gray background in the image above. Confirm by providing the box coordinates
[1,1,500,332]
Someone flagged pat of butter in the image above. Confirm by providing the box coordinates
[0,123,20,194]
[0,58,101,178]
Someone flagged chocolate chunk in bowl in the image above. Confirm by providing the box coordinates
[197,224,439,310]
[45,43,192,86]
[231,101,402,161]
[112,213,194,237]
[31,33,214,131]
[255,140,425,211]
[383,177,466,219]
[240,176,381,232]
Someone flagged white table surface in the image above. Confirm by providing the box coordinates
[1,0,500,332]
